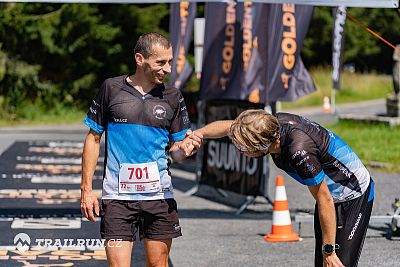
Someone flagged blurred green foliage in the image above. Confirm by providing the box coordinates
[0,3,169,118]
[303,7,400,73]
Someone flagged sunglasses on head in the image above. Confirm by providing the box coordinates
[233,142,271,153]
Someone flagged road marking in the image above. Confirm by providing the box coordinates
[11,218,82,229]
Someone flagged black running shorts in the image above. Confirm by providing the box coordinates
[100,199,182,241]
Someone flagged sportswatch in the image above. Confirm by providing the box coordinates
[322,244,340,255]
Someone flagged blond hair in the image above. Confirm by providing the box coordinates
[228,110,280,151]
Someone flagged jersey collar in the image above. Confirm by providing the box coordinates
[123,73,165,99]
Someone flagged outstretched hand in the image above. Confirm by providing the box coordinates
[179,130,203,157]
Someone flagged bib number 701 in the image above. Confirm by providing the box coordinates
[118,162,161,194]
[128,167,149,180]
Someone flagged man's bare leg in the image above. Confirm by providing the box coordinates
[105,240,133,267]
[144,238,172,267]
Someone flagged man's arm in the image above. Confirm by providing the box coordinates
[308,180,344,267]
[81,129,101,222]
[193,120,233,139]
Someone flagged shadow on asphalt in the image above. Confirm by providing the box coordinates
[178,208,273,220]
[172,161,274,220]
[171,176,197,193]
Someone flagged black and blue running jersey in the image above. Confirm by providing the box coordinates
[271,113,371,203]
[84,75,191,200]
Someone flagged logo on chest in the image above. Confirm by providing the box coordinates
[153,105,167,120]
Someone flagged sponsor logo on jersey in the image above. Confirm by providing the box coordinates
[333,160,353,178]
[292,150,307,159]
[182,115,190,124]
[89,106,97,115]
[348,213,362,240]
[114,118,128,123]
[172,223,181,231]
[153,105,167,120]
[295,156,310,167]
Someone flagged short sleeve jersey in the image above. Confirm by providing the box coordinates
[84,75,191,201]
[271,113,370,203]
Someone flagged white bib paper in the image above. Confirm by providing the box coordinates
[118,162,161,194]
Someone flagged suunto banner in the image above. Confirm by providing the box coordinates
[265,4,316,102]
[332,6,347,91]
[169,2,196,90]
[200,99,267,196]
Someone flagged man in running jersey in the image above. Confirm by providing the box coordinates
[81,32,201,267]
[189,110,374,267]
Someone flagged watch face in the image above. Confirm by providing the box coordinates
[323,244,334,254]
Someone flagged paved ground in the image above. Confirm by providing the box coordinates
[0,99,399,266]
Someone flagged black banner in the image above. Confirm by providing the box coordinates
[200,1,269,103]
[199,1,244,100]
[265,4,316,102]
[200,2,315,104]
[169,1,196,90]
[200,2,271,103]
[200,100,267,196]
[242,3,269,103]
[332,6,347,90]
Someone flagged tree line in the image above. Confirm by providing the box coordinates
[0,3,399,116]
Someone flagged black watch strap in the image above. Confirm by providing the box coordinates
[322,244,340,254]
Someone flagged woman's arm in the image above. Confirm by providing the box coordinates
[194,120,233,139]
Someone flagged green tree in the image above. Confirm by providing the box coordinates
[0,3,169,118]
[303,7,400,73]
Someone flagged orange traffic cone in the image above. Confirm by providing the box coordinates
[323,96,331,113]
[264,175,300,242]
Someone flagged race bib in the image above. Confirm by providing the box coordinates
[118,162,161,194]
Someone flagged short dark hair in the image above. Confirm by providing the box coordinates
[134,32,171,59]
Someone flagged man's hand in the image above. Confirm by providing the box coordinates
[81,130,101,222]
[179,130,203,157]
[324,252,345,267]
[80,190,99,223]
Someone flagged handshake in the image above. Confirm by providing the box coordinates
[174,120,232,159]
[179,130,204,157]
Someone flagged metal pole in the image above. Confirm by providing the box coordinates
[331,89,336,114]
